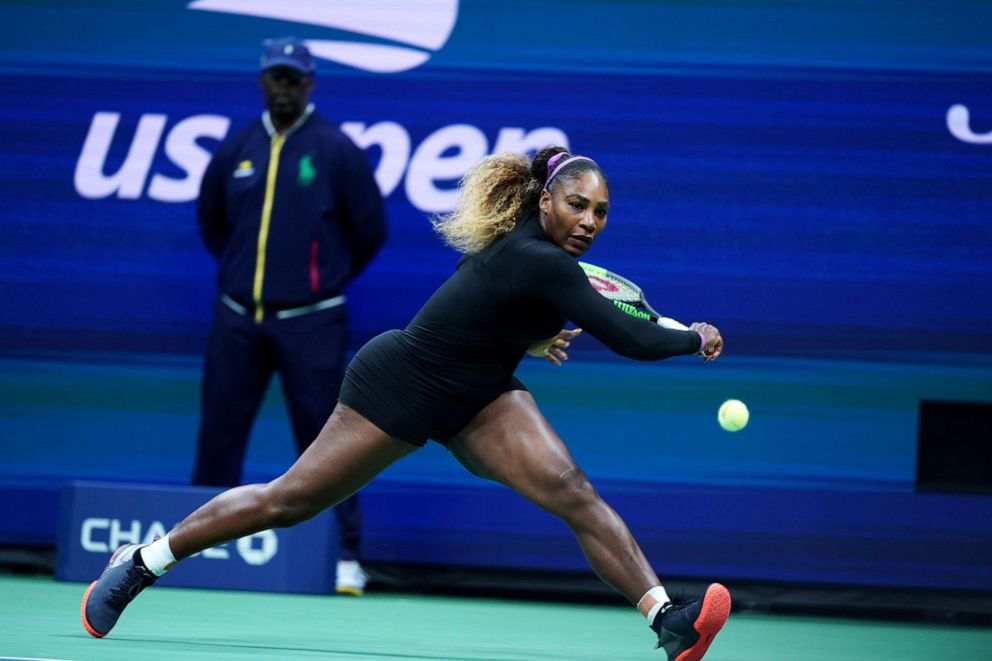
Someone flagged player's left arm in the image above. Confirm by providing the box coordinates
[527,327,583,366]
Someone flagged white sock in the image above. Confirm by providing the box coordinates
[647,600,669,627]
[638,586,672,626]
[141,534,177,576]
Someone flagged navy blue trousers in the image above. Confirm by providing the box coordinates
[192,298,361,560]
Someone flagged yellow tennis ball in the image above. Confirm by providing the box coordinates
[718,399,749,432]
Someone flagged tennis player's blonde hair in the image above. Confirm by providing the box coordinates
[431,152,541,254]
[432,146,604,254]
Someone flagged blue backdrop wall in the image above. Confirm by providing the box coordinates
[1,1,990,591]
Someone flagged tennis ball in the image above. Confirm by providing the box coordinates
[718,399,749,432]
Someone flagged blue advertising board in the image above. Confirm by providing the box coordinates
[57,481,338,594]
[0,1,989,358]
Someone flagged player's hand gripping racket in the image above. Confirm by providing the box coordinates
[578,261,722,360]
[578,261,689,330]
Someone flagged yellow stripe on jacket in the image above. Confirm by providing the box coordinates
[252,133,286,323]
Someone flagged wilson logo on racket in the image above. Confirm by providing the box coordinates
[613,301,651,321]
[578,261,690,331]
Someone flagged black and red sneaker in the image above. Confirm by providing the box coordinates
[81,544,157,638]
[651,583,731,660]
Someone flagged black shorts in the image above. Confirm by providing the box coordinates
[339,330,527,446]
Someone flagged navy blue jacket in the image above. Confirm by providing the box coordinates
[198,106,386,319]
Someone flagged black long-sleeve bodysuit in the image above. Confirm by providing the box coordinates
[339,211,702,445]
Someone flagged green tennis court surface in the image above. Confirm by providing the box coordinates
[2,575,989,660]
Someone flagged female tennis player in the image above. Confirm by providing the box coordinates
[82,147,730,660]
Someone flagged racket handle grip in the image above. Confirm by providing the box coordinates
[657,316,688,331]
[658,317,709,355]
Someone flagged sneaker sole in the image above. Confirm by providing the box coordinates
[80,580,104,638]
[335,586,365,596]
[80,544,133,638]
[673,583,731,661]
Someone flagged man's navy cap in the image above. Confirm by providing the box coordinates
[260,37,316,75]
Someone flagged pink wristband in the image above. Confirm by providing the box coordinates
[697,331,706,354]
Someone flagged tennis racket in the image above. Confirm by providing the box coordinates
[578,261,689,331]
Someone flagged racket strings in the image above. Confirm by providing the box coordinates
[585,274,641,304]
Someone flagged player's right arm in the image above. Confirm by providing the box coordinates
[514,244,704,361]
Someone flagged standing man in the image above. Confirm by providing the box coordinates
[193,37,386,595]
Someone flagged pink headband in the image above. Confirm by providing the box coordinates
[543,153,597,191]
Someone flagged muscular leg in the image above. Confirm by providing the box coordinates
[169,404,416,560]
[274,308,362,560]
[448,390,659,605]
